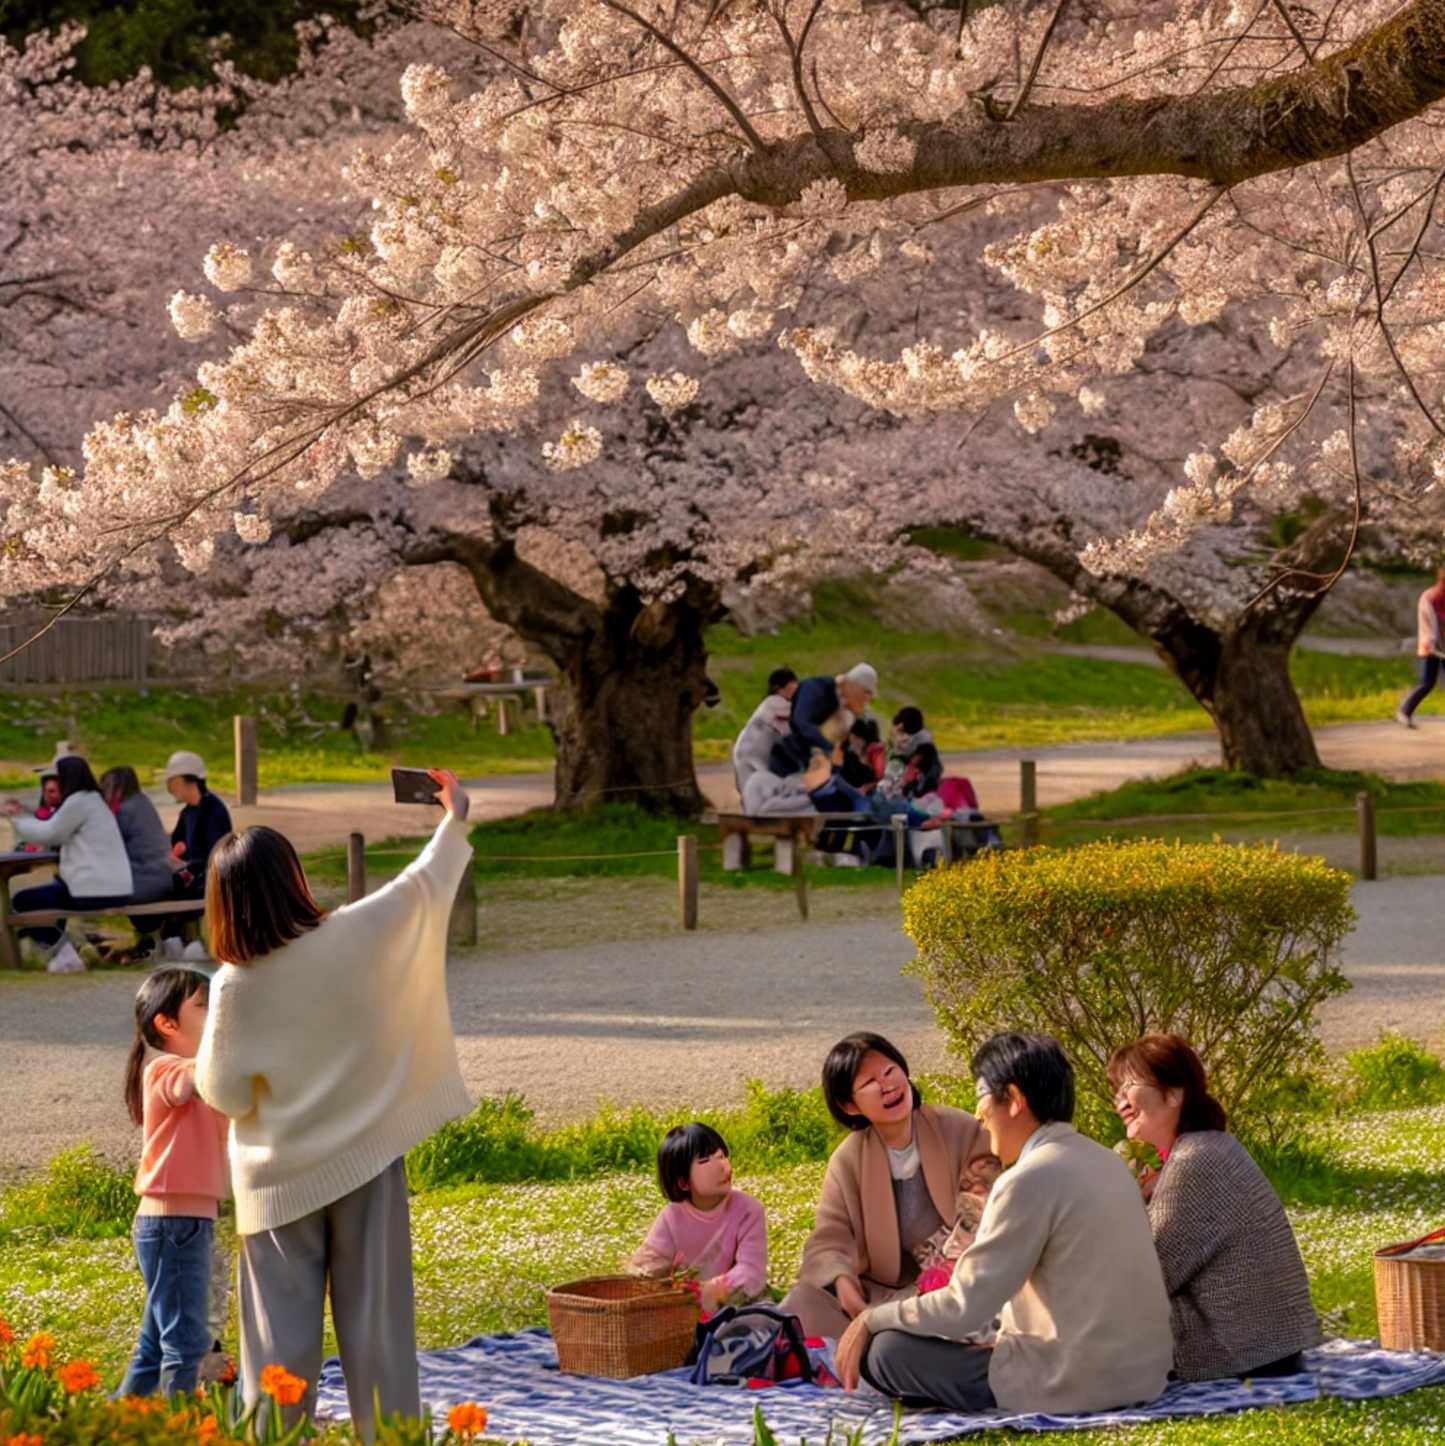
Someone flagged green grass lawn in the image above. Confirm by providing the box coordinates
[1,603,1439,791]
[3,1079,1444,1443]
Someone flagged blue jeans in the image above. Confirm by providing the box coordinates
[1402,655,1444,718]
[118,1216,214,1398]
[11,879,134,949]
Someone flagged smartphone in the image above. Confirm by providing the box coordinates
[391,767,442,805]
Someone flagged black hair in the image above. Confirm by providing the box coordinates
[971,1032,1075,1125]
[180,775,210,795]
[100,766,142,804]
[56,756,101,801]
[124,967,210,1125]
[892,706,925,734]
[657,1122,730,1203]
[767,667,798,695]
[849,717,880,745]
[822,1032,922,1130]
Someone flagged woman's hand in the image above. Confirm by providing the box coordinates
[428,769,470,822]
[835,1313,872,1392]
[2,798,24,818]
[835,1275,868,1320]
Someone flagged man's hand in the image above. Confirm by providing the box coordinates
[429,768,470,822]
[835,1312,872,1393]
[835,1275,868,1320]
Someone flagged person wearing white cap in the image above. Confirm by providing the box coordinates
[165,751,233,903]
[767,664,878,778]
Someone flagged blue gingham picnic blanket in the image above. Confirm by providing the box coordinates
[315,1331,1445,1443]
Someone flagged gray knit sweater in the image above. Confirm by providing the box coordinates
[1149,1130,1321,1380]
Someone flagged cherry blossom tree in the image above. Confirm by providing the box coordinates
[7,0,1445,808]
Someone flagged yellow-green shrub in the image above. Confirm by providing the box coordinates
[903,840,1355,1132]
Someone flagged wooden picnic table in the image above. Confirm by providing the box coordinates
[432,677,554,734]
[0,849,58,969]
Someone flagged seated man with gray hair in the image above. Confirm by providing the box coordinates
[767,664,878,778]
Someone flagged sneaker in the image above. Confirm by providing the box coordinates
[1396,707,1417,729]
[46,941,86,974]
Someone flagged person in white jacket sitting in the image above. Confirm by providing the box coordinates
[5,755,134,972]
[196,769,474,1442]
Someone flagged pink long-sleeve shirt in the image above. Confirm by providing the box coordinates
[635,1189,769,1299]
[134,1054,229,1219]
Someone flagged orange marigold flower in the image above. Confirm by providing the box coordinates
[0,1314,14,1346]
[197,1413,221,1446]
[447,1402,488,1440]
[19,1331,53,1370]
[259,1364,307,1408]
[59,1359,101,1394]
[6,1433,43,1446]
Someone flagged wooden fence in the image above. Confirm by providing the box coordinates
[0,617,151,688]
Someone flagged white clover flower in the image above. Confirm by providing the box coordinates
[1013,391,1055,434]
[571,362,630,404]
[541,420,603,471]
[510,316,575,358]
[1078,384,1108,417]
[686,310,737,356]
[233,510,272,544]
[727,309,774,340]
[202,243,252,293]
[168,291,217,341]
[406,446,453,484]
[853,127,916,175]
[400,63,453,121]
[646,371,700,413]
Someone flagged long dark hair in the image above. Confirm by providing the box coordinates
[1107,1033,1229,1134]
[56,756,101,801]
[206,826,325,964]
[125,967,210,1125]
[99,766,141,804]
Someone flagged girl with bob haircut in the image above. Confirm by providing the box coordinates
[782,1032,988,1338]
[629,1123,768,1309]
[196,770,475,1440]
[1108,1033,1320,1382]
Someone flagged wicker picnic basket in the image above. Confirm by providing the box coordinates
[1375,1226,1445,1351]
[545,1276,698,1378]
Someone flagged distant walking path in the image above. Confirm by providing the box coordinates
[2,874,1440,1171]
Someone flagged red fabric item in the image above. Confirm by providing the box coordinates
[937,776,980,812]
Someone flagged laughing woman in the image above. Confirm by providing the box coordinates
[780,1033,989,1339]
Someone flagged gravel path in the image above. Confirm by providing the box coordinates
[3,874,1440,1172]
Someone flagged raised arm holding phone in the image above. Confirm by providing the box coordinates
[195,767,472,1440]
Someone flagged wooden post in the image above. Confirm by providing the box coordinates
[347,832,366,904]
[1020,758,1039,848]
[534,684,548,724]
[449,866,478,947]
[1357,791,1378,881]
[893,816,907,900]
[679,835,699,930]
[496,697,510,736]
[792,820,809,922]
[234,715,258,807]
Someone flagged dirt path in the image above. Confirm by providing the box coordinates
[3,872,1440,1172]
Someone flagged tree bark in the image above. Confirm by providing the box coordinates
[407,528,716,816]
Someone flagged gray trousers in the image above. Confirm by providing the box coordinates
[861,1330,996,1411]
[238,1159,418,1443]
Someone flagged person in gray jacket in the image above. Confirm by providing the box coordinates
[102,767,179,960]
[1108,1033,1321,1381]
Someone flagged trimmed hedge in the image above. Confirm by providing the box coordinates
[903,840,1355,1133]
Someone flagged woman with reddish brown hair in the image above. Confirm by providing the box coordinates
[1107,1034,1320,1384]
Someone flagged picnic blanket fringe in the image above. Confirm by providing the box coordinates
[315,1330,1445,1445]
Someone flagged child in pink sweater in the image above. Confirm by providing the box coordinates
[118,967,228,1398]
[630,1124,768,1311]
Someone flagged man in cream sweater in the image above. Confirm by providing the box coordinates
[835,1033,1173,1416]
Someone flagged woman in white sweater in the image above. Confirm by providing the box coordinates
[196,770,474,1441]
[5,756,133,970]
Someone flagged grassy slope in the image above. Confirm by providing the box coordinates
[2,1099,1444,1443]
[1,590,1439,788]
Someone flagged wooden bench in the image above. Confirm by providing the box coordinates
[710,811,1009,921]
[4,898,206,965]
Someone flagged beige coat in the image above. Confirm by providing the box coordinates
[796,1104,987,1302]
[866,1121,1173,1416]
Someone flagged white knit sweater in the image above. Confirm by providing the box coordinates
[13,791,133,898]
[196,813,475,1235]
